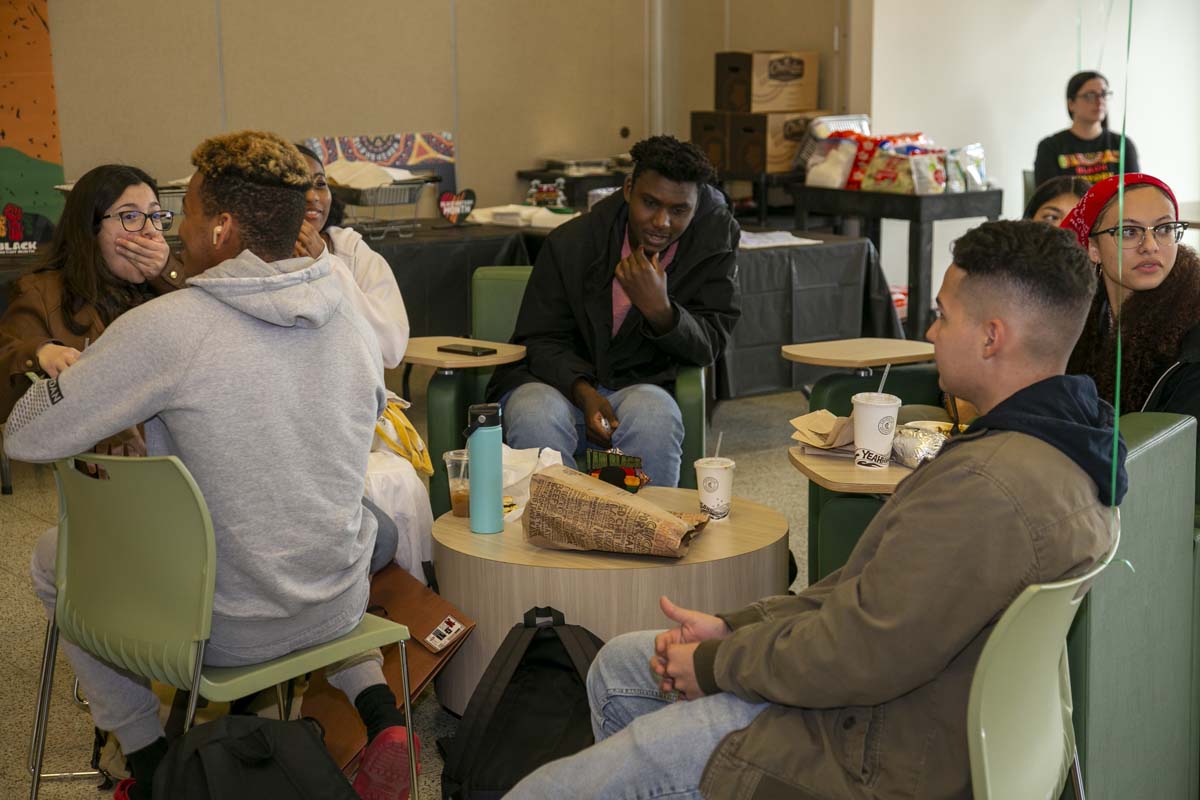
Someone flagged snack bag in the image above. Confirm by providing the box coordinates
[948,143,987,191]
[861,150,915,194]
[910,151,947,195]
[586,448,650,492]
[805,138,857,188]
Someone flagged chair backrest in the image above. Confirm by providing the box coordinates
[472,266,533,342]
[967,521,1119,800]
[55,454,216,690]
[807,362,942,418]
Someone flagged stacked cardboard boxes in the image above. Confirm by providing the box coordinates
[691,50,827,174]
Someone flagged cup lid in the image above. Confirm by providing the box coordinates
[695,457,735,469]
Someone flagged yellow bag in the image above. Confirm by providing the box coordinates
[374,397,433,476]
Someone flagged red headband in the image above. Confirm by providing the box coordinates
[1060,172,1179,249]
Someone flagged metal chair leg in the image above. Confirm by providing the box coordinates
[399,639,418,800]
[27,620,58,798]
[1,425,12,495]
[274,683,288,721]
[71,678,88,710]
[183,642,206,731]
[27,620,102,793]
[1070,746,1086,800]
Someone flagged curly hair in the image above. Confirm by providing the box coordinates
[952,220,1097,361]
[191,131,311,261]
[1068,245,1200,412]
[36,164,158,335]
[630,135,717,186]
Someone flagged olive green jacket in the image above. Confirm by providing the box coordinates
[692,428,1115,799]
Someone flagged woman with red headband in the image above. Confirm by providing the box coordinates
[1063,173,1199,418]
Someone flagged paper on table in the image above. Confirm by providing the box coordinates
[790,409,854,449]
[740,230,823,249]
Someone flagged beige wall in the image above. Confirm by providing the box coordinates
[48,0,845,206]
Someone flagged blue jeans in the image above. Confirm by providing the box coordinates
[507,631,769,799]
[502,382,685,488]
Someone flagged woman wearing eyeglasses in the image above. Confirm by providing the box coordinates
[1034,71,1139,186]
[0,164,182,443]
[1063,173,1198,418]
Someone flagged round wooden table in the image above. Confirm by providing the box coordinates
[432,486,789,714]
[781,337,935,372]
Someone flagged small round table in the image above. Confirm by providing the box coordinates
[432,486,789,715]
[781,337,935,377]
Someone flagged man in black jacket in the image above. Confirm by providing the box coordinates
[488,136,740,487]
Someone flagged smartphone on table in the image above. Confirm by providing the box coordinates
[437,343,498,357]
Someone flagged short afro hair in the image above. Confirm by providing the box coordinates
[191,131,312,261]
[952,220,1096,360]
[630,135,717,187]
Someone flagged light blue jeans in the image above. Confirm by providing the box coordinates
[507,631,769,799]
[502,382,685,488]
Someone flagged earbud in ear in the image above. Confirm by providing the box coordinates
[211,225,223,245]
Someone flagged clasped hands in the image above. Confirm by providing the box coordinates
[650,595,730,701]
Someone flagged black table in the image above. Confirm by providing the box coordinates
[719,169,803,227]
[515,170,628,211]
[717,232,900,399]
[791,187,1002,338]
[369,221,536,338]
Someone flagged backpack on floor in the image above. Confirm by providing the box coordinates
[440,606,604,799]
[152,715,358,800]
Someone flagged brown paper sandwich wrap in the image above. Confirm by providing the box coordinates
[522,465,708,557]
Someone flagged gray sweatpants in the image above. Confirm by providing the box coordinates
[29,501,400,754]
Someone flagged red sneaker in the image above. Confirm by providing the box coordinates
[353,725,421,800]
[113,778,136,800]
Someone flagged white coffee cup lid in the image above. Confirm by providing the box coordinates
[694,457,735,469]
[851,392,902,406]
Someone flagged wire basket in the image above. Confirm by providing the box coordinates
[331,177,437,239]
[793,114,872,170]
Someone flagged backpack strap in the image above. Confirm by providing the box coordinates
[555,625,603,682]
[447,623,539,777]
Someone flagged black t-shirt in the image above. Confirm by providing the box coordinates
[1033,129,1139,186]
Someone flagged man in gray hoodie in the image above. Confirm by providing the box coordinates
[6,131,415,800]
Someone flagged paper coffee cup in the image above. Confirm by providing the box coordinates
[695,457,735,520]
[851,392,901,469]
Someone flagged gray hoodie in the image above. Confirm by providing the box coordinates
[5,250,386,654]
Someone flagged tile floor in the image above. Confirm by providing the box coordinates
[0,369,811,797]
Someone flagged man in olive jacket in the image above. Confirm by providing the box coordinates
[488,135,739,487]
[509,221,1125,800]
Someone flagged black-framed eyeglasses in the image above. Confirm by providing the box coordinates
[100,210,175,233]
[1090,221,1189,248]
[1075,90,1114,103]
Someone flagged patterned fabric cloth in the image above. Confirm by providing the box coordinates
[302,133,455,167]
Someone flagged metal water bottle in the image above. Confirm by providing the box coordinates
[467,402,503,534]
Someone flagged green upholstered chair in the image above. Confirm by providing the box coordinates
[425,266,706,518]
[1063,412,1196,800]
[804,362,941,583]
[968,526,1116,800]
[28,455,419,799]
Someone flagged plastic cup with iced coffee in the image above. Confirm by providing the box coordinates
[444,449,470,516]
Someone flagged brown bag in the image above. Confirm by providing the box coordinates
[522,465,707,558]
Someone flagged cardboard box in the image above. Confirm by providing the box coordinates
[729,110,831,173]
[715,51,820,113]
[690,111,730,170]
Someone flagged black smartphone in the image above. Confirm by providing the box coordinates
[437,343,498,357]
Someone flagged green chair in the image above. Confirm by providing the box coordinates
[28,454,419,799]
[805,363,941,583]
[967,522,1117,800]
[425,266,707,517]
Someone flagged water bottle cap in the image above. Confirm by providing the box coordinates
[467,402,502,432]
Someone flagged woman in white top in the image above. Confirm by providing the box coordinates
[294,144,410,367]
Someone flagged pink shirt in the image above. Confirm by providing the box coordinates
[612,227,678,336]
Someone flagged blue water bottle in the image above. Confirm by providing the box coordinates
[467,402,503,534]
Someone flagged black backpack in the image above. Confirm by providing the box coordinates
[152,715,358,800]
[440,607,604,799]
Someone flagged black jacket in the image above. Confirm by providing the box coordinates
[487,186,740,401]
[1143,323,1200,419]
